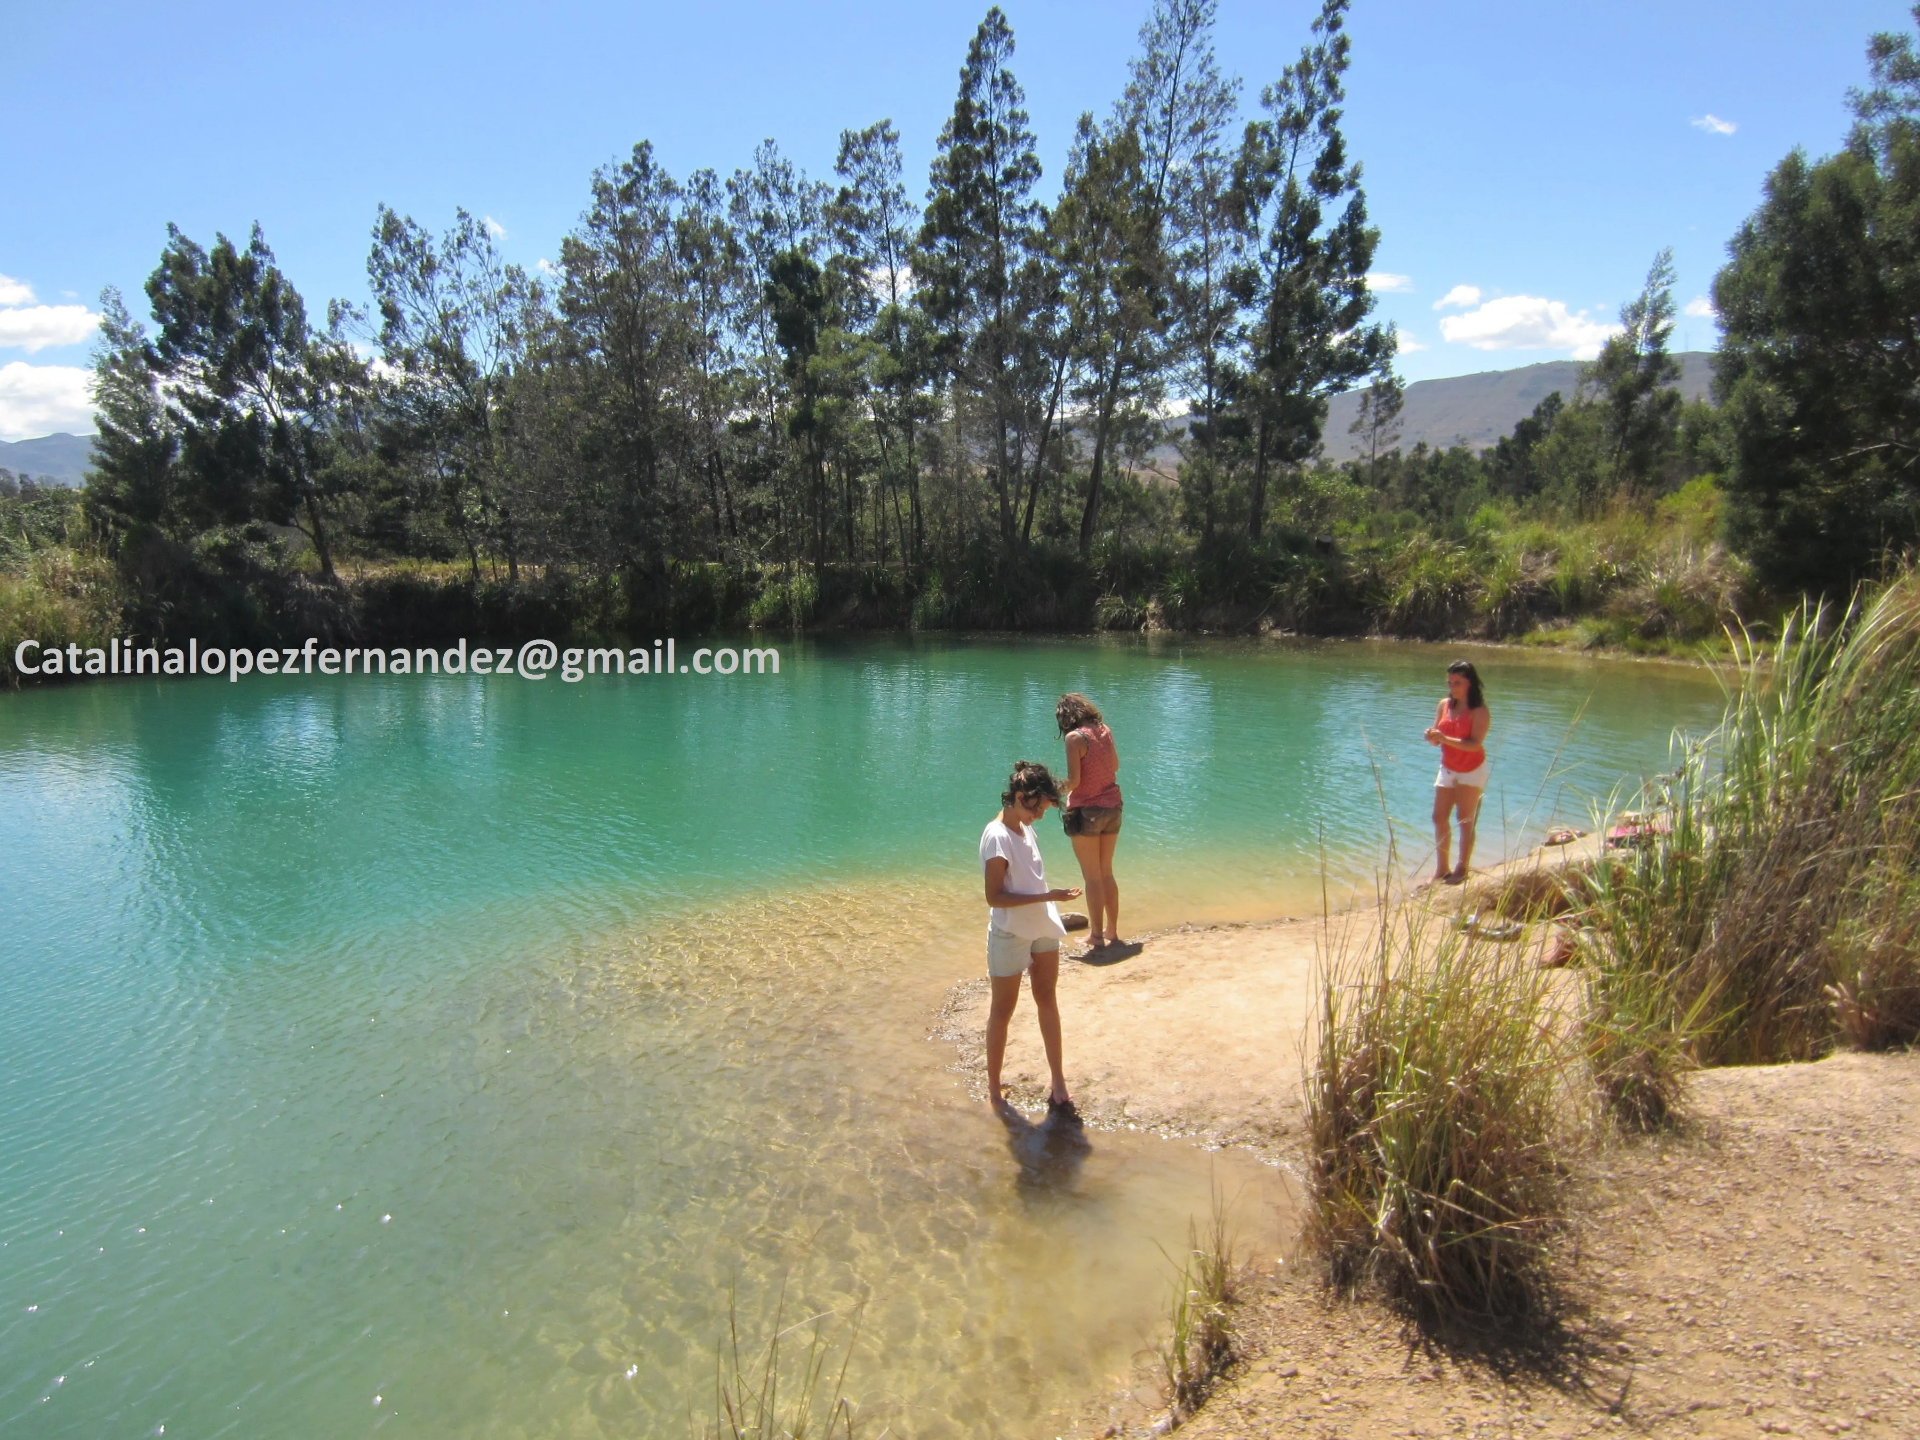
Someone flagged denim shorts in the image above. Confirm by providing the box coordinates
[1062,803,1123,838]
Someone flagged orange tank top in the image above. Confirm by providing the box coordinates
[1438,706,1480,772]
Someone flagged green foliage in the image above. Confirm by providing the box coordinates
[1713,6,1920,593]
[1157,1190,1240,1418]
[1574,563,1920,1067]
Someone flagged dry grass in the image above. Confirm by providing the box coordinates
[1305,905,1569,1322]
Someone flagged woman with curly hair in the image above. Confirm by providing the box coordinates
[1056,692,1124,950]
[980,760,1082,1110]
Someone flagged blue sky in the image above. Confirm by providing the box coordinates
[1,0,1910,440]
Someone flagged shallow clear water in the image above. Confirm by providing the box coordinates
[0,637,1723,1437]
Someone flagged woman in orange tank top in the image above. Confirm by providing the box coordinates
[1424,660,1490,885]
[1057,692,1125,952]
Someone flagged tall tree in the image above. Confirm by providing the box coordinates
[366,206,540,579]
[557,142,688,580]
[918,6,1046,550]
[1230,0,1392,540]
[1714,5,1920,592]
[1585,247,1681,495]
[833,120,930,567]
[85,288,180,542]
[1068,0,1238,556]
[145,224,366,578]
[1348,368,1404,486]
[673,169,748,551]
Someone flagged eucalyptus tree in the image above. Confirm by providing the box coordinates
[918,6,1048,551]
[145,224,368,578]
[1230,0,1391,540]
[366,206,540,579]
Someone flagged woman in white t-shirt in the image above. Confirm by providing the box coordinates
[980,761,1082,1111]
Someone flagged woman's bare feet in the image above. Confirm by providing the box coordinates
[1444,868,1467,885]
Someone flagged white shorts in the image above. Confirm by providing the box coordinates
[987,928,1060,978]
[1436,761,1490,790]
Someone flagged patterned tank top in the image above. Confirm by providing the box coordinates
[1069,724,1122,809]
[1438,706,1481,772]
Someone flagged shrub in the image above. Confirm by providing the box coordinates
[1306,908,1568,1320]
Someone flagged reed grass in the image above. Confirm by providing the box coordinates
[1305,906,1568,1321]
[1575,563,1920,1067]
[694,1284,860,1440]
[1157,1187,1241,1420]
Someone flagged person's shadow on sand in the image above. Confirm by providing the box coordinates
[993,1100,1092,1193]
[1074,940,1145,968]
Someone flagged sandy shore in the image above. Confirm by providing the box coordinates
[938,841,1590,1153]
[931,844,1920,1439]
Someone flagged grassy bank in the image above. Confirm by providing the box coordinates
[1301,559,1920,1328]
[2,480,1755,686]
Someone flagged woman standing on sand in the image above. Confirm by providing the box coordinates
[981,761,1082,1111]
[1426,660,1491,885]
[1056,692,1124,951]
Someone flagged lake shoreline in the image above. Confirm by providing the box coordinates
[948,846,1920,1440]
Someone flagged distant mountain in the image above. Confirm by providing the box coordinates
[0,432,96,487]
[1320,352,1716,461]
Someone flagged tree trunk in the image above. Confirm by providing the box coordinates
[306,494,337,581]
[1248,416,1271,542]
[1078,364,1124,557]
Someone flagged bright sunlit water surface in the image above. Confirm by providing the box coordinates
[0,636,1724,1437]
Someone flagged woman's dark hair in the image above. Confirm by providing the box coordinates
[1055,692,1103,735]
[1447,659,1485,710]
[1002,760,1062,808]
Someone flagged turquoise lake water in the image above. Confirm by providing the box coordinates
[0,637,1725,1437]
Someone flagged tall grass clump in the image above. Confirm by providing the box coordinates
[1157,1190,1240,1419]
[1306,906,1568,1321]
[1581,561,1920,1065]
[695,1286,860,1440]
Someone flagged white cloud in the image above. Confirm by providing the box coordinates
[1434,284,1481,311]
[0,273,35,306]
[536,258,558,275]
[485,215,507,238]
[1396,333,1428,353]
[1438,295,1622,360]
[0,304,101,353]
[1367,271,1414,293]
[1683,295,1717,319]
[0,363,95,442]
[1691,114,1737,135]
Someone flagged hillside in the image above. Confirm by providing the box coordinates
[0,432,96,487]
[1319,351,1715,461]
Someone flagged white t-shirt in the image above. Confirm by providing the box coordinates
[979,815,1067,941]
